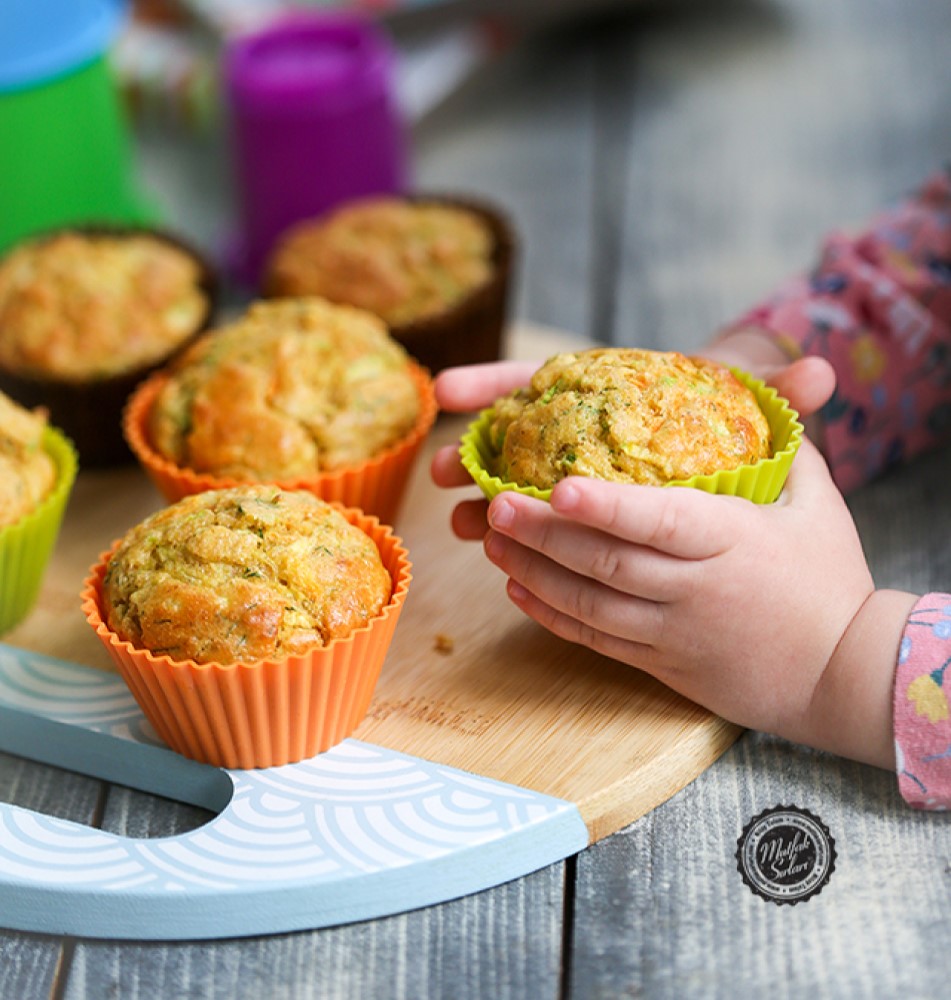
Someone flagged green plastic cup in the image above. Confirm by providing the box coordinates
[0,54,155,254]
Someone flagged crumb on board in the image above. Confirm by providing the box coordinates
[434,633,455,655]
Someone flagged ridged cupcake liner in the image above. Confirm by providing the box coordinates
[0,426,78,634]
[81,509,412,769]
[123,361,438,526]
[460,368,803,506]
[0,224,218,467]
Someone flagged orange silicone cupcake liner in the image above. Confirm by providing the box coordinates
[80,509,412,769]
[123,361,437,525]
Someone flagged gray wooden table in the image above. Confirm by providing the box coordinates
[3,0,951,996]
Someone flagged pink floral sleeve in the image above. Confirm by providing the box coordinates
[726,168,951,495]
[895,595,951,809]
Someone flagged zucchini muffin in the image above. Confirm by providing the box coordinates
[488,348,772,489]
[263,194,514,373]
[148,297,421,480]
[84,487,411,767]
[101,486,393,665]
[0,390,56,529]
[264,196,493,326]
[0,230,210,382]
[0,227,215,465]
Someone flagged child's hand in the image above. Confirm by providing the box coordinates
[432,354,914,766]
[481,438,910,767]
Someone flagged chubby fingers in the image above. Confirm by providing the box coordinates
[772,436,840,509]
[541,477,747,559]
[763,356,836,419]
[451,499,490,540]
[431,443,473,488]
[484,529,666,647]
[506,577,658,670]
[486,492,696,601]
[434,360,538,413]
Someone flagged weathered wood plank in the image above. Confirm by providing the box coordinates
[570,730,951,999]
[607,0,951,353]
[65,865,567,1000]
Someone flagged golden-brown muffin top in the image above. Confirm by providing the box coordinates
[102,486,393,665]
[0,390,56,528]
[265,197,494,327]
[489,348,772,489]
[0,231,209,381]
[149,297,420,479]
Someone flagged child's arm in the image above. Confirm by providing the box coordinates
[892,596,951,807]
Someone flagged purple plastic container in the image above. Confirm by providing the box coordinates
[225,13,408,287]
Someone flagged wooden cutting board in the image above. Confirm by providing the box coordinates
[5,323,741,847]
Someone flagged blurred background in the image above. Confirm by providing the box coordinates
[7,0,951,349]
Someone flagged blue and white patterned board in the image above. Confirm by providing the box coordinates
[0,643,588,940]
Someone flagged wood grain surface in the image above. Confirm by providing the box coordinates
[5,322,740,846]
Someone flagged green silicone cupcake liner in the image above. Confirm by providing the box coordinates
[459,368,803,506]
[0,426,78,635]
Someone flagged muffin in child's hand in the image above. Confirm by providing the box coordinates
[461,347,802,505]
[84,485,412,768]
[492,348,771,489]
[0,389,77,635]
[263,194,515,373]
[0,227,215,465]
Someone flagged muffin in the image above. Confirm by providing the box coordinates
[263,194,515,373]
[0,226,216,465]
[0,390,57,529]
[83,485,412,768]
[0,390,77,634]
[125,296,437,523]
[461,347,803,505]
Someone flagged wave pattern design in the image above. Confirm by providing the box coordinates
[0,645,576,894]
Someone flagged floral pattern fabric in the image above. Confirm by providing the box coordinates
[726,167,951,495]
[895,595,951,810]
[724,169,951,809]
